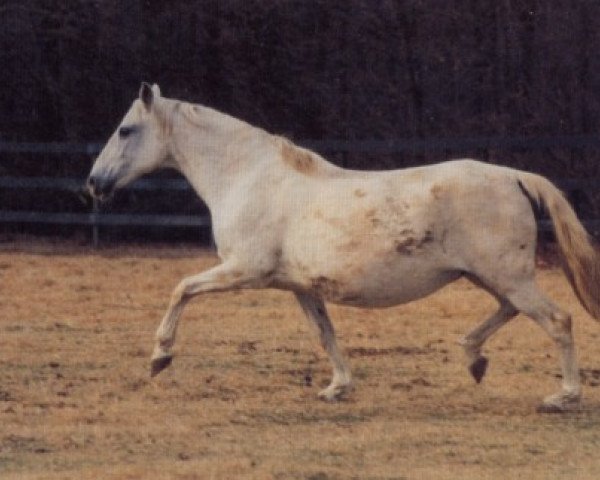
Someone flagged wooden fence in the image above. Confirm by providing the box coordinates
[1,136,599,246]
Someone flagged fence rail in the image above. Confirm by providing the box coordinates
[0,210,210,227]
[1,137,599,245]
[4,134,600,155]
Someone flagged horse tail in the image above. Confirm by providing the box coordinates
[517,172,600,319]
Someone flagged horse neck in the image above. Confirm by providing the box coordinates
[167,102,275,209]
[166,101,346,211]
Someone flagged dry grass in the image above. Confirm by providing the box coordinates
[2,241,600,479]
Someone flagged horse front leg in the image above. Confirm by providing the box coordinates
[150,261,252,376]
[294,292,352,401]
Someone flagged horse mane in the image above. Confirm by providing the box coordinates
[148,98,182,137]
[177,102,211,131]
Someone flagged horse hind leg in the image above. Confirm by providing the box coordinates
[459,300,518,383]
[506,285,581,413]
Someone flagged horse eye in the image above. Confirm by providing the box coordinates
[119,126,134,138]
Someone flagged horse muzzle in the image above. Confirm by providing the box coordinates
[87,175,117,200]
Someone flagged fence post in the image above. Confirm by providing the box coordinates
[91,198,99,248]
[86,143,100,247]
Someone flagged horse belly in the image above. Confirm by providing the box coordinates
[279,244,459,308]
[323,261,459,308]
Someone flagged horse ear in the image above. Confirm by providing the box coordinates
[139,82,154,111]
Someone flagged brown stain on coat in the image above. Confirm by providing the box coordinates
[310,276,342,299]
[430,184,444,200]
[395,229,435,255]
[364,208,382,227]
[281,141,317,175]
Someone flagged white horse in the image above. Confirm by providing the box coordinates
[88,84,600,412]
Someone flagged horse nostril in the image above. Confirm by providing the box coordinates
[86,176,99,197]
[87,175,116,199]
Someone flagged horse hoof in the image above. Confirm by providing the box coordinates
[150,355,173,377]
[536,403,566,414]
[318,383,353,402]
[537,392,581,414]
[469,356,488,384]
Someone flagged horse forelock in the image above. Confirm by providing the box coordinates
[125,97,175,138]
[127,99,146,121]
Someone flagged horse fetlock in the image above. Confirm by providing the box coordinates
[332,371,352,389]
[460,336,488,383]
[150,342,174,377]
[319,369,353,401]
[459,336,483,362]
[318,381,354,402]
[156,334,174,349]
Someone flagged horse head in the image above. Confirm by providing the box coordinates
[87,83,169,200]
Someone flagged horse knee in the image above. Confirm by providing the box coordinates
[552,311,572,332]
[170,281,191,305]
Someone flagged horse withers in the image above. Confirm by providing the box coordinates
[88,83,600,412]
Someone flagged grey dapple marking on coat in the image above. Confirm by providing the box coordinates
[88,84,600,411]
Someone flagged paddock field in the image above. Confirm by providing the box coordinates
[1,240,600,479]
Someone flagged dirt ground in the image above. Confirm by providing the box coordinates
[1,240,600,479]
